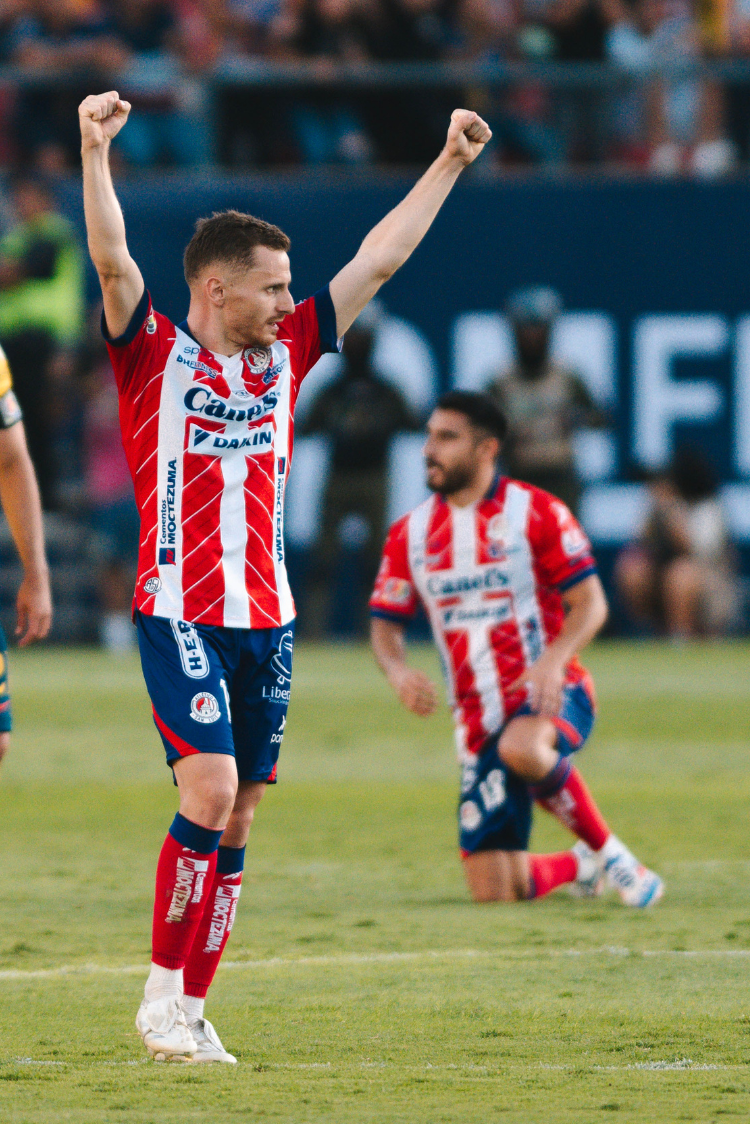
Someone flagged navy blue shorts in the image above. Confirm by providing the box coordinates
[458,679,596,855]
[0,623,11,734]
[135,611,294,783]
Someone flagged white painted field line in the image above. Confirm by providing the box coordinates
[3,945,750,982]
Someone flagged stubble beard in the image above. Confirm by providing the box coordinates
[426,461,475,497]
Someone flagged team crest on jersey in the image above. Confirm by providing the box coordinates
[562,528,588,557]
[244,347,272,374]
[383,578,412,605]
[487,514,508,541]
[144,577,162,594]
[191,692,221,723]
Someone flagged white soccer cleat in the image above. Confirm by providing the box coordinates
[136,997,197,1062]
[186,1016,237,1064]
[568,841,605,898]
[603,838,664,907]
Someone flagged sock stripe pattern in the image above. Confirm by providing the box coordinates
[535,762,610,852]
[151,814,223,972]
[184,845,246,1000]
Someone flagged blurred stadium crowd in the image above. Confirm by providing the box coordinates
[0,167,738,647]
[1,0,750,172]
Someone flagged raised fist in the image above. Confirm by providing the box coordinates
[445,109,492,167]
[79,92,131,150]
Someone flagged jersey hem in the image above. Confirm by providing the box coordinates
[137,604,297,631]
[102,287,150,346]
[314,285,343,354]
[369,607,415,624]
[558,564,598,592]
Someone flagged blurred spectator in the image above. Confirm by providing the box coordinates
[110,0,215,167]
[10,0,128,171]
[615,449,740,639]
[606,0,735,175]
[300,308,419,635]
[280,0,374,164]
[80,314,139,652]
[0,174,84,510]
[485,286,606,515]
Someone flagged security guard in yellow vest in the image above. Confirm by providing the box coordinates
[0,174,84,509]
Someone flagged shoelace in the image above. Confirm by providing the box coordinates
[192,1018,224,1050]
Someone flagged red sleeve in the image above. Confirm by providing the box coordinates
[527,489,598,591]
[278,285,342,401]
[369,516,420,622]
[103,289,175,397]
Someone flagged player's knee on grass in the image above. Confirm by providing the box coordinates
[497,717,559,782]
[0,732,10,764]
[463,850,530,903]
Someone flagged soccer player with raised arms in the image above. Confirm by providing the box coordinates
[78,90,492,1063]
[370,392,663,906]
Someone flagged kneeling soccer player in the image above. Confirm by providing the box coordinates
[79,91,493,1060]
[370,391,663,906]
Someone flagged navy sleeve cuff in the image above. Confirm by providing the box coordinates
[102,287,150,346]
[558,565,598,592]
[314,285,343,355]
[370,608,415,624]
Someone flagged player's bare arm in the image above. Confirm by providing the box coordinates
[0,423,51,647]
[509,574,608,718]
[329,109,492,337]
[371,617,440,718]
[79,92,144,338]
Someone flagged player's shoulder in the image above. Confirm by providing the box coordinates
[384,494,436,545]
[505,477,572,517]
[104,289,175,351]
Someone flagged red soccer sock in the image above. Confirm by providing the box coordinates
[527,851,578,899]
[533,761,610,851]
[152,814,222,971]
[184,845,245,999]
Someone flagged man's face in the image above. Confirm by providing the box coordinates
[424,409,489,495]
[209,246,295,350]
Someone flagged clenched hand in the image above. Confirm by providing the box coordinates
[79,91,131,150]
[444,109,492,167]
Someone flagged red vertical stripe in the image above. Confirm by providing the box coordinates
[444,630,486,756]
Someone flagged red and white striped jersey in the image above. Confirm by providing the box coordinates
[106,285,340,629]
[370,478,598,760]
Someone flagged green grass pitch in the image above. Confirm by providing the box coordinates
[0,641,749,1123]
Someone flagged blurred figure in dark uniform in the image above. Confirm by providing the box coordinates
[486,286,606,515]
[302,311,419,635]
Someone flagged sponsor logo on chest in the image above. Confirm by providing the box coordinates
[188,421,274,456]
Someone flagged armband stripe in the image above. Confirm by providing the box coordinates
[369,608,415,623]
[558,565,598,592]
[102,287,150,346]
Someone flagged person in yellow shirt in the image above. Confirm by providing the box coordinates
[0,342,51,764]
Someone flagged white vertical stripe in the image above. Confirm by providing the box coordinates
[272,348,295,625]
[153,337,186,620]
[504,484,545,664]
[451,505,504,743]
[218,443,252,628]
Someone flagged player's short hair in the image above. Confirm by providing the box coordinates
[435,391,508,444]
[183,210,291,284]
